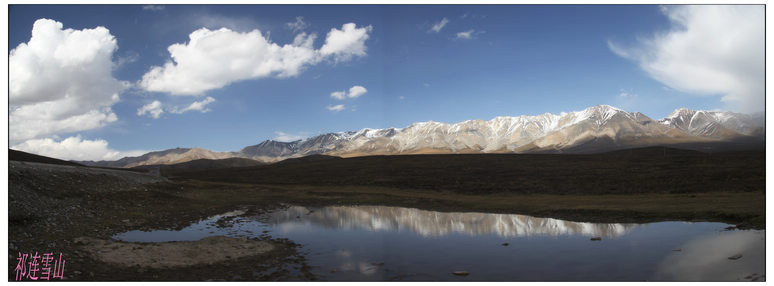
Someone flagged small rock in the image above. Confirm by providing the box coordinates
[672,249,681,252]
[590,237,602,241]
[502,243,509,246]
[73,271,82,275]
[452,271,470,276]
[728,254,743,260]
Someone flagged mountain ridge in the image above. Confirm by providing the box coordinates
[73,105,765,167]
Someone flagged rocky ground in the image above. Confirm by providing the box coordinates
[7,149,765,281]
[8,161,314,281]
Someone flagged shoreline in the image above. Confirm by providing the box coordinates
[8,159,765,281]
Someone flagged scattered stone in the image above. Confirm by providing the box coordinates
[590,237,602,241]
[502,243,509,246]
[452,271,469,276]
[728,254,743,260]
[672,249,681,252]
[73,271,82,275]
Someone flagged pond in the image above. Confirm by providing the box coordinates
[113,205,765,281]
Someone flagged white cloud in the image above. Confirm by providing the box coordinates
[9,18,128,143]
[330,91,347,100]
[170,96,216,114]
[137,100,164,119]
[347,85,367,98]
[142,5,164,11]
[429,17,449,33]
[618,89,637,98]
[287,16,309,33]
[330,85,367,100]
[456,29,475,40]
[608,5,764,113]
[319,23,373,63]
[11,136,147,161]
[326,104,345,112]
[140,22,372,95]
[274,131,305,142]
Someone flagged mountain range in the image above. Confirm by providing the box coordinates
[76,105,765,168]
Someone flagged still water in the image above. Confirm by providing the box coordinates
[113,205,765,281]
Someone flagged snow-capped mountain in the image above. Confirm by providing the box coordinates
[77,147,239,168]
[658,108,764,138]
[239,105,762,159]
[77,105,765,167]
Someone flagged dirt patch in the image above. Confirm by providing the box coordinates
[74,236,273,269]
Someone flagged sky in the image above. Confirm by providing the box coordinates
[7,4,766,160]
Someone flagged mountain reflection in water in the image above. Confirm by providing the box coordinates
[264,205,640,238]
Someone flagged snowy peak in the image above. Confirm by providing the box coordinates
[241,105,763,159]
[81,105,765,167]
[659,108,762,137]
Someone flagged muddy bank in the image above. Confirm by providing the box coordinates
[8,160,314,281]
[8,158,765,281]
[74,236,274,268]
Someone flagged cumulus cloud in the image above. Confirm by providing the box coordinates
[319,23,373,63]
[330,85,367,100]
[608,5,764,113]
[456,29,475,39]
[9,18,128,143]
[274,131,305,142]
[142,5,164,11]
[330,91,347,100]
[170,96,216,114]
[347,85,367,98]
[11,136,147,161]
[287,16,309,33]
[618,88,637,98]
[137,100,164,118]
[429,17,449,33]
[137,97,216,118]
[140,22,372,95]
[326,104,346,112]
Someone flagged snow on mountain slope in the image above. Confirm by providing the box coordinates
[658,108,763,137]
[83,105,765,166]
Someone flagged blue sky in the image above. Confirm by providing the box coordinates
[7,5,765,160]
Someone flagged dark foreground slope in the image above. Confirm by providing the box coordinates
[9,149,84,166]
[7,147,766,281]
[130,157,265,175]
[8,159,312,281]
[174,147,764,195]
